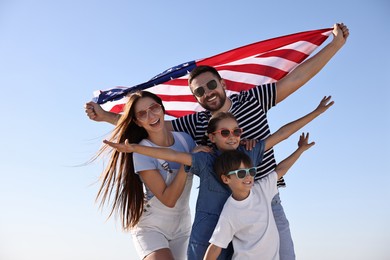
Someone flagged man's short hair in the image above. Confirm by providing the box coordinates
[188,65,222,85]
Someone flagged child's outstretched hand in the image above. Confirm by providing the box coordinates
[103,139,135,153]
[315,96,334,114]
[298,132,315,152]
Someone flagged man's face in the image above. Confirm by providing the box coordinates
[189,72,227,112]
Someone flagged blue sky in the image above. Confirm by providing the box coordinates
[1,0,389,259]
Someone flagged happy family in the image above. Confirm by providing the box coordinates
[85,23,349,260]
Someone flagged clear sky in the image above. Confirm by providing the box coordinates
[1,0,389,259]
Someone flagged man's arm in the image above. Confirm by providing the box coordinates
[264,96,333,151]
[203,244,222,260]
[276,23,349,104]
[275,132,314,179]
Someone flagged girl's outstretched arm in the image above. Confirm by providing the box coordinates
[264,96,333,151]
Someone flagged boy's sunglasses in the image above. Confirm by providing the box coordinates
[227,167,257,179]
[212,128,243,138]
[192,79,218,97]
[135,103,162,121]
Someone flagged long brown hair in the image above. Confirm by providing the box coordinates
[96,91,165,230]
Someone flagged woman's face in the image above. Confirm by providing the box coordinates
[134,97,164,133]
[209,118,241,151]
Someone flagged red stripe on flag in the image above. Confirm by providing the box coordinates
[157,94,197,102]
[256,49,308,63]
[217,64,288,81]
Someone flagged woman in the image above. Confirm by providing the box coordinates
[96,91,196,260]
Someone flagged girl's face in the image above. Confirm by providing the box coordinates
[134,97,164,133]
[209,118,241,151]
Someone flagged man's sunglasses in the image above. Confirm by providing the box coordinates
[227,167,257,179]
[135,103,162,121]
[192,79,218,97]
[212,128,243,138]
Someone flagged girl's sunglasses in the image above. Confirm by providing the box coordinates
[212,128,243,138]
[192,79,218,97]
[227,167,257,179]
[135,103,162,121]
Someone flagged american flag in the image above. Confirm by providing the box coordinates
[93,28,333,118]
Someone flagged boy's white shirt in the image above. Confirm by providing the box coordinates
[209,171,280,260]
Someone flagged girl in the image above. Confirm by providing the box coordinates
[105,96,333,259]
[96,91,196,260]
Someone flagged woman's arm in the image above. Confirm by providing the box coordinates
[139,165,188,208]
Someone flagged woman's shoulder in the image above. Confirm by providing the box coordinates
[172,131,196,149]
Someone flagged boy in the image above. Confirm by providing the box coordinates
[204,133,314,260]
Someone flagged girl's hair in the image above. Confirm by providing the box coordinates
[200,112,238,146]
[214,150,253,181]
[96,91,165,230]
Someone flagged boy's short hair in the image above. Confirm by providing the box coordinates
[214,150,253,182]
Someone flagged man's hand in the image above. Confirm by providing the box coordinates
[332,23,349,46]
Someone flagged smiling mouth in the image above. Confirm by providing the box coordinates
[206,94,217,102]
[150,118,160,126]
[243,180,252,185]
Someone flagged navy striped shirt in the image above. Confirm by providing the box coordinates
[172,82,286,187]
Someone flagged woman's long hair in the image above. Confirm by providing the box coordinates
[96,91,165,230]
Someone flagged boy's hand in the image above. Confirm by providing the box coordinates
[298,132,315,151]
[103,139,135,153]
[315,96,334,114]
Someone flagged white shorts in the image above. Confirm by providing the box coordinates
[130,197,191,259]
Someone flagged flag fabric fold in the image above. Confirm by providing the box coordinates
[93,28,333,118]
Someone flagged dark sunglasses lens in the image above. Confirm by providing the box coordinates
[193,87,205,97]
[220,129,231,137]
[236,170,247,179]
[233,129,242,137]
[249,168,256,177]
[207,80,217,90]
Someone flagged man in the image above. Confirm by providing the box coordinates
[85,23,349,259]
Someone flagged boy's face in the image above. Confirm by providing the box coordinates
[222,162,254,199]
[209,118,241,151]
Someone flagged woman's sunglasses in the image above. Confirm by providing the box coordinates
[212,128,243,138]
[227,167,257,179]
[192,79,218,97]
[135,103,162,121]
